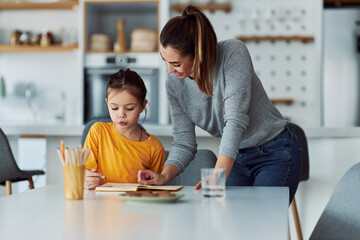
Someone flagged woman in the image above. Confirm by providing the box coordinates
[138,5,301,203]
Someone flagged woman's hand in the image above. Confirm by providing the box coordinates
[137,170,166,185]
[194,181,202,190]
[84,169,105,190]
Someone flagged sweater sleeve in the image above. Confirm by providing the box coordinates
[84,123,100,170]
[219,40,252,159]
[165,78,198,173]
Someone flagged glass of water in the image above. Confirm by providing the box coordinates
[201,168,226,197]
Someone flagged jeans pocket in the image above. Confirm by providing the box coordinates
[261,136,286,154]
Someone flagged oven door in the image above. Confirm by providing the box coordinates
[84,67,159,124]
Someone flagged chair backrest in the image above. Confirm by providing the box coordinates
[309,162,360,240]
[81,119,146,146]
[166,149,217,186]
[289,123,309,182]
[0,128,22,183]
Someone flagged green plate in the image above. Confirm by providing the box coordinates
[119,192,185,204]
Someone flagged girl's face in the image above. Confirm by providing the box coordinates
[106,89,147,131]
[160,45,194,79]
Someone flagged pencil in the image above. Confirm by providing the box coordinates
[65,148,71,166]
[57,148,65,166]
[61,140,65,159]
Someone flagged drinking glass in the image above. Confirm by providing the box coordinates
[201,168,226,197]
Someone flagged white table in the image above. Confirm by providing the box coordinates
[0,185,289,240]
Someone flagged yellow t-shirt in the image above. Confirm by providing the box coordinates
[84,122,165,183]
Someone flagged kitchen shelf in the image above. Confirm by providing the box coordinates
[0,1,78,10]
[85,0,157,3]
[171,3,232,13]
[270,98,294,106]
[236,35,314,44]
[85,50,158,54]
[0,44,78,53]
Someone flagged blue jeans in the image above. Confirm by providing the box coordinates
[226,124,301,204]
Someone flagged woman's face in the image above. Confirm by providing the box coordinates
[160,45,194,79]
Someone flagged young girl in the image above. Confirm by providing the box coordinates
[138,5,301,204]
[84,68,165,190]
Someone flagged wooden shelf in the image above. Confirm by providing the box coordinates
[85,0,157,3]
[0,44,78,52]
[85,50,158,54]
[270,98,294,106]
[171,3,232,13]
[236,35,314,44]
[0,1,78,10]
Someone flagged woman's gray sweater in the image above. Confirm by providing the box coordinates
[165,39,288,173]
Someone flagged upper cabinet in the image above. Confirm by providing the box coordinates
[0,1,79,53]
[84,0,159,54]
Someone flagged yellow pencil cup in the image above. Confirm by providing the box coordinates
[63,165,85,200]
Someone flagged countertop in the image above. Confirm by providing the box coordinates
[3,124,360,138]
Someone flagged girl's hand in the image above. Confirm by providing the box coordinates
[137,170,166,185]
[84,169,105,190]
[194,181,202,190]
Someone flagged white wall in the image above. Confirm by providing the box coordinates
[323,9,360,127]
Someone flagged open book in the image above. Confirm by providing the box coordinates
[95,183,184,192]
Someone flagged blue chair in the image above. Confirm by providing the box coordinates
[289,123,310,240]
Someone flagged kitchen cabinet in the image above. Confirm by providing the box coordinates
[84,0,159,54]
[0,1,79,53]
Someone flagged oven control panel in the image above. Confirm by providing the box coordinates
[84,53,160,69]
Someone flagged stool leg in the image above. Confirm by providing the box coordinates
[5,180,12,195]
[28,177,34,190]
[291,198,303,240]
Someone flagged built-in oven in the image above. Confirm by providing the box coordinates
[84,53,160,124]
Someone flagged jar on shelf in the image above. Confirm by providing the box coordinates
[30,33,41,45]
[10,30,21,46]
[19,31,32,46]
[40,30,54,47]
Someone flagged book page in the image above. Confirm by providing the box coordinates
[95,183,140,192]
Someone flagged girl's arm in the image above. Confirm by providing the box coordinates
[83,123,105,189]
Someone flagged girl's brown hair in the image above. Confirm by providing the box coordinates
[106,69,147,120]
[160,5,217,97]
[106,68,147,103]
